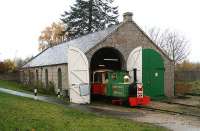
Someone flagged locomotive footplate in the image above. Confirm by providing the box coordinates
[128,96,150,106]
[129,83,150,106]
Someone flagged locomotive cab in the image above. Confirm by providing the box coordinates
[91,69,113,96]
[91,70,131,97]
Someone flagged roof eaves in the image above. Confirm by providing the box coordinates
[21,47,50,69]
[21,62,68,69]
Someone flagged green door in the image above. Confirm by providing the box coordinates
[142,49,164,99]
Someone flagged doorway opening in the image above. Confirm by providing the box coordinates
[90,47,124,76]
[90,47,125,102]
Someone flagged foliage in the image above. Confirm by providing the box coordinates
[176,60,200,71]
[14,57,33,68]
[38,22,67,51]
[0,57,33,72]
[175,81,192,95]
[189,81,200,94]
[147,27,190,64]
[0,59,16,73]
[32,81,55,95]
[33,81,46,94]
[61,0,119,39]
[47,81,55,94]
[0,62,6,73]
[175,80,200,95]
[0,92,168,131]
[14,58,24,68]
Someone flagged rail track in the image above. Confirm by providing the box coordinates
[186,93,200,96]
[137,102,200,118]
[162,101,200,109]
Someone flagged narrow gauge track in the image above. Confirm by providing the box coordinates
[186,93,200,96]
[137,104,200,118]
[162,101,200,109]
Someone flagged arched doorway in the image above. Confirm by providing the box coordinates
[142,49,164,98]
[90,47,125,102]
[127,47,165,99]
[90,47,125,82]
[68,46,90,104]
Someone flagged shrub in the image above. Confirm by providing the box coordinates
[47,81,55,95]
[175,82,192,95]
[26,81,56,95]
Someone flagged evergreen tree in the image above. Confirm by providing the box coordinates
[61,0,119,38]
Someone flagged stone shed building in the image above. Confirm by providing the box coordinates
[21,12,174,99]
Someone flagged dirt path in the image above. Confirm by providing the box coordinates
[85,104,200,131]
[0,87,199,131]
[132,109,200,131]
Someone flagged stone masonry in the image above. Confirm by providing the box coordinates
[21,64,68,95]
[86,13,174,97]
[21,12,174,97]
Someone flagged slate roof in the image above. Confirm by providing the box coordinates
[23,25,119,68]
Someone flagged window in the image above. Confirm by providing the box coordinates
[45,69,48,87]
[28,70,31,84]
[22,71,25,83]
[94,72,103,83]
[58,68,62,90]
[36,69,39,82]
[112,73,117,80]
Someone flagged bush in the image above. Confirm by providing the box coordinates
[175,81,192,95]
[47,81,55,95]
[27,81,56,95]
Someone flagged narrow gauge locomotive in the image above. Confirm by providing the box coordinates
[91,69,150,106]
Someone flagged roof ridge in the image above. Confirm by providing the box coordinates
[49,24,120,49]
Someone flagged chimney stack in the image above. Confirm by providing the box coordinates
[123,12,133,22]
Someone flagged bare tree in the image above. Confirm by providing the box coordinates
[147,27,190,64]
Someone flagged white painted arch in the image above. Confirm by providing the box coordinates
[68,46,90,104]
[127,46,142,83]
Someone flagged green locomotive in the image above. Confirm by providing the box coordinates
[91,69,150,106]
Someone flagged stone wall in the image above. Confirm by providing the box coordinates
[86,21,174,97]
[21,64,68,94]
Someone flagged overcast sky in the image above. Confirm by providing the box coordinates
[0,0,199,62]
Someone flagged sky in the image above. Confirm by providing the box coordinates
[0,0,199,62]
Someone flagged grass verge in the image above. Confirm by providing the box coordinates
[0,80,55,96]
[0,92,168,131]
[0,80,32,92]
